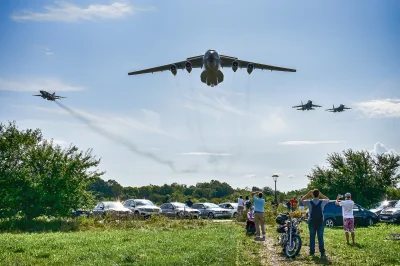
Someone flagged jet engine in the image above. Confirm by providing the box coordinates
[232,61,239,72]
[185,61,192,73]
[247,63,254,74]
[170,64,177,75]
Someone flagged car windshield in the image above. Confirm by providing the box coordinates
[204,203,219,208]
[172,203,186,208]
[371,201,390,210]
[395,201,400,208]
[104,202,124,209]
[135,200,155,206]
[231,203,238,208]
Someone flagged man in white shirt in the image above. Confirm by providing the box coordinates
[336,192,355,245]
[237,196,245,221]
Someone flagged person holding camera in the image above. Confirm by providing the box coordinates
[336,192,355,245]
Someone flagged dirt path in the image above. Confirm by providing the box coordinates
[260,230,332,266]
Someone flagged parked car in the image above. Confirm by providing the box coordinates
[159,202,201,219]
[323,200,378,228]
[369,200,398,216]
[92,201,131,219]
[123,199,161,218]
[191,203,232,219]
[71,208,91,217]
[218,202,238,218]
[379,200,400,223]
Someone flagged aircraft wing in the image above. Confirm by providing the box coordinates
[220,55,296,72]
[312,104,322,107]
[325,109,335,112]
[292,104,304,108]
[32,95,41,96]
[128,55,203,75]
[343,107,352,109]
[55,96,66,99]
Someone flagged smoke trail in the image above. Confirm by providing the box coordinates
[55,101,186,173]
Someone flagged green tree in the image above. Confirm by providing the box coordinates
[0,121,103,219]
[307,149,400,208]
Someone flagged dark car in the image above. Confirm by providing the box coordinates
[379,200,400,223]
[369,200,398,216]
[159,202,201,219]
[322,200,378,228]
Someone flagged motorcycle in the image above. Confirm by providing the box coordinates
[275,212,306,258]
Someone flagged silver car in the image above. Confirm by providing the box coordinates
[92,201,132,219]
[191,203,232,219]
[123,199,161,218]
[160,202,201,219]
[219,202,239,218]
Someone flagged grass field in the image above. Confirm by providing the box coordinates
[267,222,400,265]
[0,221,262,266]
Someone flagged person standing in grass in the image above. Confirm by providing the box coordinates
[336,192,355,246]
[237,195,245,221]
[298,196,305,211]
[251,191,266,240]
[285,200,291,212]
[301,189,329,259]
[290,196,298,212]
[185,198,193,207]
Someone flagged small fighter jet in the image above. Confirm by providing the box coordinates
[32,90,66,101]
[292,100,322,111]
[325,104,351,113]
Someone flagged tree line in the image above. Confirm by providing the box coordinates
[1,121,399,220]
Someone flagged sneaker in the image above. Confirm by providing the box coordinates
[254,236,260,240]
[321,253,327,259]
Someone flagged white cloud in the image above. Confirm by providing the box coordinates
[45,47,53,56]
[370,142,398,156]
[0,77,84,92]
[11,1,153,23]
[288,174,295,179]
[260,113,286,133]
[278,141,346,145]
[178,152,231,156]
[355,98,400,118]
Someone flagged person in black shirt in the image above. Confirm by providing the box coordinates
[185,198,193,207]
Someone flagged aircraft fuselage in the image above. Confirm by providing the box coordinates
[200,50,224,87]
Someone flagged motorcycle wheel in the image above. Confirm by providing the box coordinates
[285,235,302,258]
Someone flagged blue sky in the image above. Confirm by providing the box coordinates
[1,0,399,192]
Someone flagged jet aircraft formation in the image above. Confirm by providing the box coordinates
[292,100,352,113]
[32,48,351,113]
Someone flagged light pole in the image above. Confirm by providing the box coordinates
[272,174,279,204]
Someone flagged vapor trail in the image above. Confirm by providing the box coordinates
[55,101,183,173]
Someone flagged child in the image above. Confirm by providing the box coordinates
[246,206,256,235]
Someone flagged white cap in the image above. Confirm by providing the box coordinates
[345,192,351,198]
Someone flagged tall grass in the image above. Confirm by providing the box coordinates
[0,215,209,233]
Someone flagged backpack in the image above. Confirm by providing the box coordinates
[245,200,252,208]
[310,200,323,229]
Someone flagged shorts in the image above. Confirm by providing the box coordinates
[343,218,354,233]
